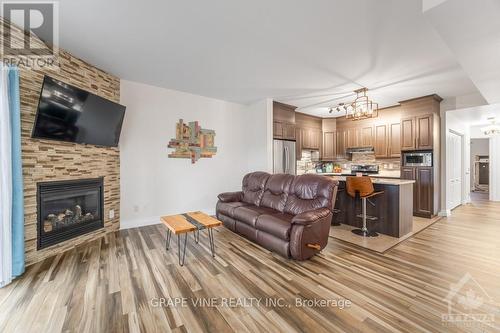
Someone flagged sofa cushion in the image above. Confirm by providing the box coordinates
[260,174,294,212]
[256,232,290,258]
[255,213,294,240]
[216,201,249,218]
[233,206,276,227]
[242,172,270,206]
[218,214,236,231]
[235,221,258,242]
[284,174,336,216]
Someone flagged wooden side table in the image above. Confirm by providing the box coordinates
[160,212,222,266]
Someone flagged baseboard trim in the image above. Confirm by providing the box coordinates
[120,216,160,230]
[120,209,217,230]
[438,209,451,217]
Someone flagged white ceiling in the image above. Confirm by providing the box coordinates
[55,0,481,116]
[448,103,500,127]
[424,0,500,105]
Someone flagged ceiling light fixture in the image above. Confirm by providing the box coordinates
[338,88,379,121]
[481,117,500,136]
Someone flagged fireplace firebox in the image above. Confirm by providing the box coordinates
[37,178,104,250]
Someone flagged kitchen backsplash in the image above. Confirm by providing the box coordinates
[296,150,320,175]
[297,151,401,177]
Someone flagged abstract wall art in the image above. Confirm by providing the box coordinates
[167,119,217,164]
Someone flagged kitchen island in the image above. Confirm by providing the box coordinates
[327,176,415,238]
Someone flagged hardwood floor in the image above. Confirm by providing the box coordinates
[1,201,500,333]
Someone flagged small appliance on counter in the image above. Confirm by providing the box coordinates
[314,162,333,174]
[333,164,343,173]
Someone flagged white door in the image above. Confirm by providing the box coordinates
[447,131,463,209]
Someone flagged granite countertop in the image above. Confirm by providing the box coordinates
[314,172,401,179]
[319,174,415,186]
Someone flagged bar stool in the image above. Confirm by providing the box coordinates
[346,176,384,237]
[331,187,344,226]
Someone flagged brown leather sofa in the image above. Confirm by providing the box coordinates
[216,172,338,260]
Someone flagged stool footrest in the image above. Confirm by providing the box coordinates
[356,214,378,221]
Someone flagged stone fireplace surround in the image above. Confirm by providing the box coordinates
[0,18,122,266]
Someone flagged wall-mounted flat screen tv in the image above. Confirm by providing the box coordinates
[32,76,126,147]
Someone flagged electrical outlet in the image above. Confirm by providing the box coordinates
[134,205,139,213]
[109,209,115,219]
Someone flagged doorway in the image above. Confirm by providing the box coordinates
[447,130,463,209]
[470,138,489,202]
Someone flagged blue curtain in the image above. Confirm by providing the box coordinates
[8,67,24,277]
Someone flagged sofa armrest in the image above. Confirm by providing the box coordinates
[217,191,243,203]
[292,207,331,225]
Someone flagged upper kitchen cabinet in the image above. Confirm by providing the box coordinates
[401,117,416,150]
[399,95,441,151]
[296,112,322,151]
[400,114,434,151]
[373,123,401,158]
[295,127,302,160]
[374,124,388,158]
[361,126,374,147]
[416,114,433,150]
[302,128,322,150]
[336,129,347,159]
[388,122,401,157]
[273,101,296,140]
[273,120,295,140]
[322,131,336,160]
[346,127,361,148]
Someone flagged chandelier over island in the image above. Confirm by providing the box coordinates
[330,88,379,120]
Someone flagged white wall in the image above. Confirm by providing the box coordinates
[470,125,489,139]
[119,80,271,229]
[242,98,273,173]
[441,92,487,112]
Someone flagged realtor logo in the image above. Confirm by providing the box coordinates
[442,273,496,327]
[1,1,58,57]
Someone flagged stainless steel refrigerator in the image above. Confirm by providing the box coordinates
[273,140,296,175]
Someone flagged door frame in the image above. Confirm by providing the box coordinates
[447,129,465,210]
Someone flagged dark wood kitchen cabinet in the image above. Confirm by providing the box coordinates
[273,121,295,140]
[401,114,433,151]
[389,122,401,157]
[273,121,283,139]
[346,127,361,148]
[374,124,388,158]
[273,101,296,140]
[416,114,433,150]
[361,126,374,146]
[295,127,302,160]
[302,128,321,150]
[401,166,416,181]
[336,129,347,159]
[322,131,336,160]
[401,117,416,151]
[415,167,433,217]
[401,166,433,218]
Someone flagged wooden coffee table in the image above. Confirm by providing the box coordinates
[160,211,222,266]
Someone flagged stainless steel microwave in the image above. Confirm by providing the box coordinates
[403,151,432,167]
